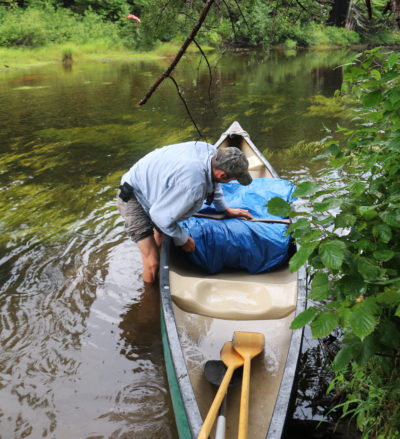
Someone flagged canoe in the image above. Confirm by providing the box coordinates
[160,121,307,439]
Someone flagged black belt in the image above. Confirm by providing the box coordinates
[119,182,134,202]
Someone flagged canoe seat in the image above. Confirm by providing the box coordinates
[247,155,264,172]
[169,271,297,320]
[246,155,270,178]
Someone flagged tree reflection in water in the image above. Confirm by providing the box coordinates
[284,327,361,438]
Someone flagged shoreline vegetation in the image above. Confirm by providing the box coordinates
[0,42,201,72]
[0,2,399,72]
[1,38,398,73]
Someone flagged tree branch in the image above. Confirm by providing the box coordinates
[169,76,204,139]
[136,0,216,106]
[192,38,213,104]
[220,0,238,41]
[294,0,308,12]
[231,0,251,33]
[365,0,372,19]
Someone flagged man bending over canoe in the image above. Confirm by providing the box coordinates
[117,141,253,283]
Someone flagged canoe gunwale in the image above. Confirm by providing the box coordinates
[265,259,307,439]
[160,236,203,437]
[214,123,279,180]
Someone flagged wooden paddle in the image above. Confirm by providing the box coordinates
[204,360,243,439]
[193,212,291,225]
[232,331,265,439]
[198,342,244,439]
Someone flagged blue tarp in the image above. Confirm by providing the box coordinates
[179,178,296,274]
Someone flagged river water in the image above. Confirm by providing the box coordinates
[0,48,355,438]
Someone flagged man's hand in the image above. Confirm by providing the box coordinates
[181,236,195,252]
[224,207,253,220]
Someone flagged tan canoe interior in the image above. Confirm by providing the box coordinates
[169,133,297,438]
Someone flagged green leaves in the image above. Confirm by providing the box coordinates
[289,241,318,272]
[297,50,400,439]
[372,224,392,243]
[313,197,342,212]
[350,307,377,340]
[362,90,383,107]
[308,271,331,301]
[387,52,400,69]
[357,257,382,281]
[292,181,321,197]
[376,291,400,305]
[285,54,400,437]
[319,240,346,270]
[357,205,378,221]
[373,250,394,262]
[379,211,400,228]
[311,311,339,338]
[266,197,291,217]
[290,307,317,329]
[332,344,354,371]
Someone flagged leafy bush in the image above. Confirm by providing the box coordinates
[363,29,400,46]
[212,0,358,49]
[309,24,360,47]
[0,4,125,47]
[283,38,297,49]
[0,6,50,47]
[72,0,130,21]
[268,48,400,437]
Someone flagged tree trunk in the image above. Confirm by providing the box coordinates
[393,0,400,26]
[327,0,351,27]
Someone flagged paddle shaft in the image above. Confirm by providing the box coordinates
[198,366,235,439]
[193,212,291,225]
[238,356,251,439]
[215,396,227,439]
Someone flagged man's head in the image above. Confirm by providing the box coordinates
[212,147,252,186]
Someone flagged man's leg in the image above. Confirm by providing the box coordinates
[137,235,160,284]
[153,228,164,249]
[117,193,160,284]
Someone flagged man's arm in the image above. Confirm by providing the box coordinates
[212,183,228,212]
[224,207,253,220]
[181,236,195,252]
[212,183,253,220]
[149,186,202,247]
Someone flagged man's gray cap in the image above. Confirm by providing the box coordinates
[215,147,252,186]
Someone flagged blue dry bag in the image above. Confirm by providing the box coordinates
[179,178,295,274]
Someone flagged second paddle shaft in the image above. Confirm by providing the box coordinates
[238,357,251,439]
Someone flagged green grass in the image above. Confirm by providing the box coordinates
[0,39,214,72]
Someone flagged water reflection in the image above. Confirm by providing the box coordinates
[0,48,355,438]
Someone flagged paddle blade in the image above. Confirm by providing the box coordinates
[220,341,244,369]
[232,331,265,359]
[204,360,243,387]
[232,332,264,439]
[198,342,244,439]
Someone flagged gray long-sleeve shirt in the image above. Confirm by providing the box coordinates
[121,141,228,245]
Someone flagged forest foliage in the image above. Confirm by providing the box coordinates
[268,48,400,438]
[0,0,399,51]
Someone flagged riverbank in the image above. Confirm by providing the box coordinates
[3,39,400,75]
[0,41,202,72]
